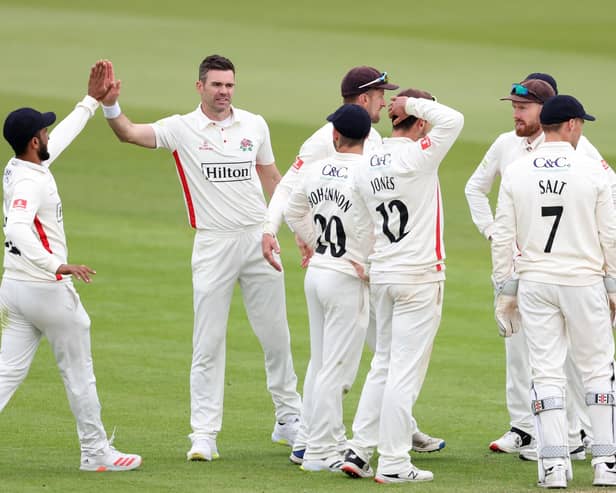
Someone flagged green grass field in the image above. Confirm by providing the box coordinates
[0,1,615,491]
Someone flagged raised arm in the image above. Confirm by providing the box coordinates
[44,60,111,167]
[100,60,157,149]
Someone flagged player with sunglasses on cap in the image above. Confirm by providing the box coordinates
[262,67,447,464]
[491,94,616,488]
[465,75,614,461]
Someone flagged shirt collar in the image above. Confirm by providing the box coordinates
[195,104,239,130]
[521,132,545,152]
[537,141,576,153]
[9,157,48,173]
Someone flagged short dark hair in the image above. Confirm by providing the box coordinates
[392,88,434,130]
[198,55,235,81]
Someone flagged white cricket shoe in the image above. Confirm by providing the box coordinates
[593,462,616,486]
[300,454,344,473]
[271,416,300,447]
[538,464,567,489]
[489,428,533,453]
[186,438,219,461]
[80,446,142,472]
[412,431,446,453]
[374,465,434,483]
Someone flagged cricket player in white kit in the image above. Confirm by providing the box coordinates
[465,75,610,458]
[491,94,616,488]
[0,61,141,472]
[99,56,301,460]
[341,90,464,483]
[284,104,374,472]
[263,66,445,463]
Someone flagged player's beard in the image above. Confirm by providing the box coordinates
[514,119,540,138]
[37,142,50,161]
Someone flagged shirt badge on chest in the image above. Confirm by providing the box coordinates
[240,138,253,152]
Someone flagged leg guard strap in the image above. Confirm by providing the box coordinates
[532,396,564,415]
[592,444,616,457]
[585,392,616,406]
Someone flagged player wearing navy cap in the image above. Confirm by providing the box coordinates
[491,94,616,488]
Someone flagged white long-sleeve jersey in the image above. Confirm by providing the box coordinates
[264,122,383,235]
[356,97,464,284]
[492,141,616,286]
[465,130,612,240]
[2,95,99,282]
[284,152,373,278]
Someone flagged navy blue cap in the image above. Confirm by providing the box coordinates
[525,73,558,94]
[540,95,595,125]
[3,108,56,154]
[326,104,371,139]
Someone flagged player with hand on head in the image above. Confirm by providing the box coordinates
[0,61,142,472]
[284,104,374,473]
[465,73,610,459]
[341,88,464,483]
[491,94,616,488]
[263,66,446,464]
[100,55,302,461]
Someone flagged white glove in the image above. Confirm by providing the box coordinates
[494,279,521,337]
[604,277,616,329]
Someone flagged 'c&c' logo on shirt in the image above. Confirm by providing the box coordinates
[533,157,570,169]
[370,153,391,167]
[202,161,252,182]
[321,164,348,178]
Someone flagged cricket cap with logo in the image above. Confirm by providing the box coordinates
[326,104,371,139]
[341,66,399,97]
[3,107,56,154]
[500,79,555,104]
[540,95,595,125]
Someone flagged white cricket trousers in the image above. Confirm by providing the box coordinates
[189,227,301,440]
[519,280,615,461]
[0,278,108,454]
[301,266,368,460]
[348,281,443,474]
[505,310,592,444]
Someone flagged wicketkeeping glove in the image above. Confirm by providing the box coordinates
[494,279,521,337]
[604,277,616,329]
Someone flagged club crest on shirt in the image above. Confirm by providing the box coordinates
[12,198,27,209]
[240,138,253,152]
[292,157,304,170]
[420,136,432,150]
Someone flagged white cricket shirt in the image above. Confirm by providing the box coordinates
[153,106,275,231]
[492,141,616,286]
[356,98,464,284]
[3,96,99,282]
[264,123,383,235]
[285,152,373,278]
[465,130,611,240]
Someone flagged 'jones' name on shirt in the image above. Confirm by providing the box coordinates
[201,161,252,182]
[370,176,395,195]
